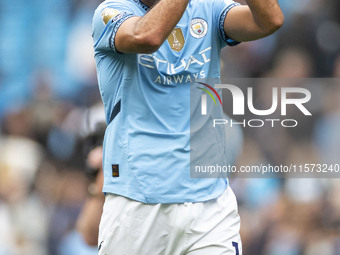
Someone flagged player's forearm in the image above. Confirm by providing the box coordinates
[224,0,283,42]
[246,0,284,35]
[116,0,189,53]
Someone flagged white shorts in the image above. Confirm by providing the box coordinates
[98,186,242,255]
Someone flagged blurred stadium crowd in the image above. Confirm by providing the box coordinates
[0,0,340,254]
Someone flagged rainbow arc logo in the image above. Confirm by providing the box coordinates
[197,82,222,115]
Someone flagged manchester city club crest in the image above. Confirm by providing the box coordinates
[190,18,208,38]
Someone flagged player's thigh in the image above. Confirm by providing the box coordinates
[186,186,242,255]
[97,194,135,254]
[97,194,178,255]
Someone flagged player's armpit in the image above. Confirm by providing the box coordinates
[224,4,284,42]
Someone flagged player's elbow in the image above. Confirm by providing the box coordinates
[271,13,284,31]
[134,34,163,53]
[265,13,284,34]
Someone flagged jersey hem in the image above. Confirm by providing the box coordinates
[102,182,229,204]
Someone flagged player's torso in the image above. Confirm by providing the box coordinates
[95,0,231,203]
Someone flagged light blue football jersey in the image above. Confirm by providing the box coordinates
[92,0,240,203]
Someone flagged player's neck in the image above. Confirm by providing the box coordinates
[140,0,158,8]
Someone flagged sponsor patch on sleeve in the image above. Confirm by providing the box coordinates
[101,8,120,25]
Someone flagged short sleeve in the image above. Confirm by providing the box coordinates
[213,0,240,47]
[92,3,137,53]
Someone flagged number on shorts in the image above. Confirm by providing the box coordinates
[232,241,239,255]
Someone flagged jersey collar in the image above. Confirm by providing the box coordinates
[133,0,149,11]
